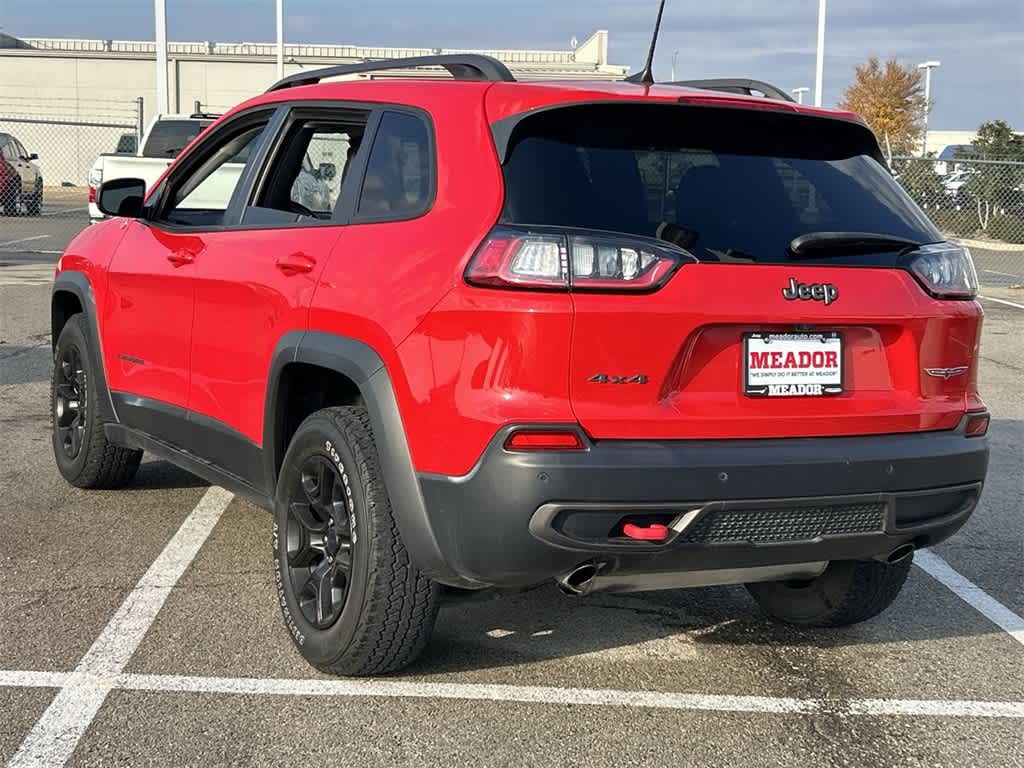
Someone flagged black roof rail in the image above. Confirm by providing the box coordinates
[668,78,796,103]
[267,54,515,92]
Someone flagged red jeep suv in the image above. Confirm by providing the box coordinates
[51,56,989,675]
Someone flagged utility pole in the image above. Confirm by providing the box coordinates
[814,0,826,107]
[155,0,169,114]
[276,0,284,81]
[918,60,941,156]
[671,49,679,81]
[792,87,810,104]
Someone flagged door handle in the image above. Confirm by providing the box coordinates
[167,250,196,267]
[276,252,317,275]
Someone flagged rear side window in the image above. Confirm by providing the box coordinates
[356,111,432,220]
[500,104,940,265]
[143,119,213,158]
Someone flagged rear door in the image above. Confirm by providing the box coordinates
[498,103,982,440]
[185,105,370,471]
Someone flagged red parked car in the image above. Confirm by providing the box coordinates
[51,56,989,676]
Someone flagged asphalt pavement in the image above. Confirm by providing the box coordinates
[0,253,1022,766]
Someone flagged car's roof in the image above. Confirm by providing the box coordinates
[228,77,866,128]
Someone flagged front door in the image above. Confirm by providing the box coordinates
[102,108,276,434]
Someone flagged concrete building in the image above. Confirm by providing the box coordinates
[0,31,628,185]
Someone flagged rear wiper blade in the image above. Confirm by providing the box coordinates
[788,232,921,258]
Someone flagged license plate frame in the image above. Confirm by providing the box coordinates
[743,332,844,398]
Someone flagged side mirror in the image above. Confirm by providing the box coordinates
[27,153,38,161]
[318,163,337,182]
[97,178,147,218]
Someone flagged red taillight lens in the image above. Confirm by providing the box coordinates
[965,412,989,437]
[88,185,97,203]
[466,226,692,292]
[504,429,585,451]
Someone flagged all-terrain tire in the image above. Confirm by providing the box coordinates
[746,555,913,627]
[272,406,440,676]
[51,314,143,488]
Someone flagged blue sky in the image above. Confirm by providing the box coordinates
[2,0,1021,127]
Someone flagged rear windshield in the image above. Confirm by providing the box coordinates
[500,104,940,264]
[143,119,213,158]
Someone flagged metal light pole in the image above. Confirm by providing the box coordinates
[918,60,941,156]
[155,0,169,114]
[671,49,679,81]
[814,0,826,107]
[276,0,284,80]
[792,87,810,104]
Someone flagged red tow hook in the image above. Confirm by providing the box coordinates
[622,522,670,542]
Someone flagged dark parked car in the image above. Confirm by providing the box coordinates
[0,132,43,216]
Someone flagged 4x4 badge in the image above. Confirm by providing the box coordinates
[782,277,839,305]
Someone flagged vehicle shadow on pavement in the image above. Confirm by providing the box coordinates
[402,569,1004,676]
[130,459,210,490]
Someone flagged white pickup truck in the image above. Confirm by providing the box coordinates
[88,113,216,222]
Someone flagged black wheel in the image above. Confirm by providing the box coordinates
[273,406,440,676]
[746,556,913,627]
[51,315,143,488]
[26,182,42,216]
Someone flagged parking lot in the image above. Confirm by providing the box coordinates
[1,213,1023,766]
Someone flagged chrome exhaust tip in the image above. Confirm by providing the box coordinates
[555,563,600,595]
[883,543,915,564]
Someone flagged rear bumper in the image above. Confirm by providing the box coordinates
[415,418,989,589]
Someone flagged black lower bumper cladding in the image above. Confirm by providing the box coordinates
[416,419,989,589]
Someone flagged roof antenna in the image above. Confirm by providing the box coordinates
[625,0,668,85]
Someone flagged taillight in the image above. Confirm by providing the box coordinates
[87,167,103,204]
[907,242,978,299]
[466,226,693,292]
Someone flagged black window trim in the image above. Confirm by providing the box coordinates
[144,99,436,234]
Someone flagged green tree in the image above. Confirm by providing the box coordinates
[962,120,1024,230]
[838,58,926,155]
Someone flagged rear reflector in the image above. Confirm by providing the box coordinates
[622,522,670,542]
[504,429,584,451]
[965,412,990,437]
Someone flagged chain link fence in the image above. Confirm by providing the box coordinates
[893,156,1024,286]
[0,97,141,230]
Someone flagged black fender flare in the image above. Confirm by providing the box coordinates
[51,270,118,423]
[263,331,471,586]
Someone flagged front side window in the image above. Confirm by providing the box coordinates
[357,111,432,219]
[158,115,271,228]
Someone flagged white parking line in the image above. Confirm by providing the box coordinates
[1,669,1022,720]
[7,486,232,768]
[979,295,1024,310]
[916,551,1024,648]
[0,235,50,248]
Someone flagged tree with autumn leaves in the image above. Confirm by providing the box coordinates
[839,57,927,155]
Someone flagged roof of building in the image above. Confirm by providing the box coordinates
[0,31,628,80]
